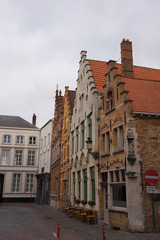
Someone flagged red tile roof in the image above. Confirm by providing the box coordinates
[88,60,108,93]
[88,59,160,113]
[123,78,160,113]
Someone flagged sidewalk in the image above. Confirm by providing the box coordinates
[0,203,160,240]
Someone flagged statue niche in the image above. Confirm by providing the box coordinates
[127,129,136,165]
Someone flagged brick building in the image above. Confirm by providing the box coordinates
[98,39,160,232]
[50,89,64,208]
[59,86,76,210]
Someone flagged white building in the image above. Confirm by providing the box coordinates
[70,51,105,217]
[0,115,40,202]
[36,119,53,204]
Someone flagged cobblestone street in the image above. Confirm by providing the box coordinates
[0,203,160,240]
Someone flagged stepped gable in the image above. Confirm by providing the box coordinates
[0,115,38,129]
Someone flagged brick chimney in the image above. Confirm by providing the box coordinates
[32,114,36,126]
[121,38,134,78]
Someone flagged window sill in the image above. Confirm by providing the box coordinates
[109,206,127,213]
[113,148,124,154]
[105,107,115,115]
[101,152,110,157]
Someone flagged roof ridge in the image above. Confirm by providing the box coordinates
[134,64,160,71]
[123,77,160,83]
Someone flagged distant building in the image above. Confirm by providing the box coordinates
[50,90,64,208]
[59,86,76,210]
[0,114,40,202]
[36,119,53,205]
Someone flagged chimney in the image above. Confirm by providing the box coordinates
[121,38,134,78]
[32,114,36,126]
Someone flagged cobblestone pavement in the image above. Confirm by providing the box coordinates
[0,203,160,240]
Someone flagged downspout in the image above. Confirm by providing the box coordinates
[139,159,146,231]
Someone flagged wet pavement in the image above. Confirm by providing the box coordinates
[0,203,160,240]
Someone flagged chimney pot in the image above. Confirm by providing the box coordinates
[32,114,36,126]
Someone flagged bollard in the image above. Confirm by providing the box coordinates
[102,224,106,240]
[57,217,61,239]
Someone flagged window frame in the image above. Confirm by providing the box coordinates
[16,136,24,144]
[29,136,36,145]
[15,150,23,166]
[12,173,21,192]
[27,150,35,166]
[3,135,11,144]
[1,149,10,165]
[25,174,34,192]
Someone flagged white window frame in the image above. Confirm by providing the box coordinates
[25,174,34,192]
[3,135,11,144]
[16,136,24,144]
[1,149,10,165]
[12,173,21,192]
[29,136,36,145]
[27,150,35,166]
[15,150,23,166]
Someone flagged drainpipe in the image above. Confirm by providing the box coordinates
[139,159,146,231]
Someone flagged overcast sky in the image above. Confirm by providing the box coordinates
[0,0,160,128]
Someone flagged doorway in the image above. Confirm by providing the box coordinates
[104,185,109,224]
[0,174,4,202]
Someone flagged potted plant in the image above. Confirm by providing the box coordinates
[81,199,87,205]
[126,171,137,178]
[88,200,95,206]
[75,199,80,204]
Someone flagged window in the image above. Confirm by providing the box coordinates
[109,169,126,208]
[15,150,23,165]
[81,121,85,149]
[114,125,124,152]
[83,169,87,202]
[72,131,74,154]
[16,136,24,144]
[108,91,113,110]
[29,136,36,145]
[3,135,11,144]
[102,132,110,155]
[12,174,21,192]
[41,139,43,149]
[48,134,50,145]
[88,114,92,140]
[91,167,95,201]
[1,149,10,165]
[76,127,79,152]
[25,174,34,192]
[27,151,35,166]
[112,185,126,208]
[78,171,81,200]
[73,172,75,204]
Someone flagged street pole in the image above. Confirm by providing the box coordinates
[151,194,156,233]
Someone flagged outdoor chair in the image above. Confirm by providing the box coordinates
[86,209,96,224]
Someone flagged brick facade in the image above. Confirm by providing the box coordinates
[50,89,64,208]
[98,39,160,232]
[59,87,76,210]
